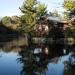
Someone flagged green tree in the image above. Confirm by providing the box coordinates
[63,0,75,37]
[63,0,75,11]
[1,16,11,26]
[63,0,75,19]
[36,2,47,19]
[63,11,71,20]
[19,0,47,33]
[50,10,60,17]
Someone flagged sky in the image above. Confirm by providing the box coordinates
[0,0,64,17]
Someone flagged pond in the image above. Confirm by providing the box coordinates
[0,41,75,75]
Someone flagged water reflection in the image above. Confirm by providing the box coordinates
[17,44,65,75]
[18,46,50,75]
[0,51,22,75]
[63,60,75,75]
[0,40,75,75]
[64,67,75,75]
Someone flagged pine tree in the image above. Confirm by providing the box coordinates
[19,0,47,33]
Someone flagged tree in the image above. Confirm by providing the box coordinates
[63,1,75,39]
[63,0,75,11]
[1,16,11,27]
[63,11,71,20]
[36,2,47,19]
[63,0,75,18]
[50,10,60,17]
[19,0,47,33]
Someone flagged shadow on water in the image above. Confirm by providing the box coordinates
[0,39,75,75]
[17,43,75,75]
[18,46,50,75]
[0,25,28,52]
[0,25,22,42]
[63,60,75,75]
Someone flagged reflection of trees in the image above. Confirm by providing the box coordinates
[18,46,49,75]
[18,45,66,75]
[63,61,75,75]
[0,41,20,53]
[0,36,27,53]
[64,67,75,75]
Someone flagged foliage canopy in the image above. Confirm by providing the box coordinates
[1,16,11,26]
[63,0,75,11]
[19,0,47,33]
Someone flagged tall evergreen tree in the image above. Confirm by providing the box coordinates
[19,0,47,33]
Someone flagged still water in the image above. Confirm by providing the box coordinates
[0,43,75,75]
[0,51,22,75]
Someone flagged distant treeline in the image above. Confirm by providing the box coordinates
[0,16,20,29]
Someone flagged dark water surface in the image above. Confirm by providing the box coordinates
[0,42,75,75]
